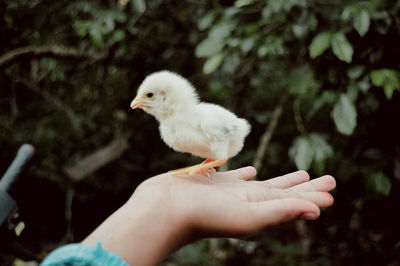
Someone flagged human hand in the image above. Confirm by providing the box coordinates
[133,166,335,238]
[84,167,335,265]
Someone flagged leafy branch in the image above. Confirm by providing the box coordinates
[0,45,106,68]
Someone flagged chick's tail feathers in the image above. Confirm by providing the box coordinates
[225,118,251,159]
[238,118,251,138]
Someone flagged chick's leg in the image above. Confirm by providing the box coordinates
[201,159,216,172]
[169,159,212,175]
[188,159,227,176]
[169,159,227,177]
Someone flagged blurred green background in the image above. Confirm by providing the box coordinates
[1,0,400,265]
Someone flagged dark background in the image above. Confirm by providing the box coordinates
[1,0,400,265]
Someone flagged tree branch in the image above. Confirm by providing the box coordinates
[252,90,290,172]
[63,135,130,181]
[293,97,306,135]
[0,45,106,68]
[15,77,83,134]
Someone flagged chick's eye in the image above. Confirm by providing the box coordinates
[146,92,154,98]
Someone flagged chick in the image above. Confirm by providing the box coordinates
[130,71,250,176]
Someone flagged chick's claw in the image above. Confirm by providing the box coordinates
[201,159,216,173]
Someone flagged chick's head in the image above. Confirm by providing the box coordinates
[131,71,199,120]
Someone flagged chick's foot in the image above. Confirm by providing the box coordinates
[169,159,227,177]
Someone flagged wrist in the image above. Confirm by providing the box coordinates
[100,193,191,265]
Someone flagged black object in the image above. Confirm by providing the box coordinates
[0,144,35,193]
[0,144,35,229]
[0,144,36,260]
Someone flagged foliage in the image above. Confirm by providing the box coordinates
[1,0,400,265]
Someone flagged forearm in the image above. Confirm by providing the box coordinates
[82,199,189,266]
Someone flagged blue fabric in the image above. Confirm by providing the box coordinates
[40,242,129,266]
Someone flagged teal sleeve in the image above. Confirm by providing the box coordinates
[40,242,129,266]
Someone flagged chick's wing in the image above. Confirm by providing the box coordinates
[197,103,240,141]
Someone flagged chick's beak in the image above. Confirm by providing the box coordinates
[130,96,147,109]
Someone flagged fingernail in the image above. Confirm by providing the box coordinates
[302,213,317,220]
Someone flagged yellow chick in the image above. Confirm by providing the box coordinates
[130,71,250,176]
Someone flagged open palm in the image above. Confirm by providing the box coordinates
[132,166,336,238]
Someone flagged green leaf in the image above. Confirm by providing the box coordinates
[234,0,256,7]
[267,0,297,13]
[243,23,259,35]
[223,7,240,18]
[370,69,400,99]
[353,9,370,37]
[384,85,396,99]
[106,9,127,24]
[257,35,284,57]
[310,134,333,161]
[287,66,319,95]
[257,45,268,57]
[370,70,386,86]
[307,90,338,120]
[332,94,357,136]
[347,65,365,80]
[306,14,318,31]
[309,133,333,173]
[198,10,217,30]
[195,38,225,57]
[110,29,126,44]
[267,0,286,13]
[309,32,332,58]
[358,79,371,93]
[346,83,359,102]
[74,20,91,37]
[289,136,314,170]
[132,0,146,13]
[368,172,392,196]
[209,20,236,40]
[89,22,105,49]
[341,4,358,20]
[240,38,255,54]
[331,33,353,63]
[203,53,226,75]
[103,13,116,32]
[221,52,240,74]
[292,24,307,39]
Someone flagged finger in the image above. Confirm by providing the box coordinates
[246,189,334,208]
[248,198,321,230]
[219,166,257,181]
[262,170,310,189]
[280,191,334,208]
[290,175,336,192]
